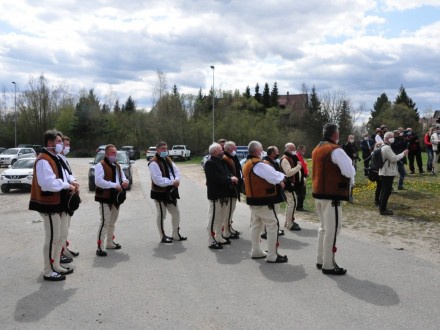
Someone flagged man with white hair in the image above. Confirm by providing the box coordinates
[280,142,302,231]
[242,141,288,263]
[312,123,355,275]
[379,131,409,215]
[204,143,238,249]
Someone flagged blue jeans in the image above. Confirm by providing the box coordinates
[427,148,433,172]
[397,161,406,189]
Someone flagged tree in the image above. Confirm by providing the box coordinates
[152,69,167,107]
[124,96,136,112]
[254,83,262,104]
[338,100,353,143]
[270,82,279,107]
[113,100,121,112]
[172,84,179,97]
[262,83,271,108]
[244,86,251,99]
[395,85,418,119]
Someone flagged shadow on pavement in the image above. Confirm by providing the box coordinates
[331,275,400,306]
[92,251,130,268]
[14,281,76,322]
[214,238,251,265]
[258,262,307,282]
[293,227,318,238]
[278,236,309,251]
[152,242,187,260]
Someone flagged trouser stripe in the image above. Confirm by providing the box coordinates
[332,201,339,267]
[210,201,217,242]
[98,203,106,249]
[48,214,55,272]
[271,206,280,251]
[158,201,165,236]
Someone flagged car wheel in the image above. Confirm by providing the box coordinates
[1,185,10,193]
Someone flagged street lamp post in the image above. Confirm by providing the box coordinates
[12,82,17,147]
[210,65,215,143]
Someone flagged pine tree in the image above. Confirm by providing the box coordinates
[270,82,279,107]
[372,93,390,118]
[338,100,353,143]
[395,85,418,119]
[262,83,271,108]
[113,100,121,112]
[124,96,136,112]
[254,83,262,104]
[244,86,251,99]
[172,84,179,97]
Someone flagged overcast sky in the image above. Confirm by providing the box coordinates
[1,0,440,121]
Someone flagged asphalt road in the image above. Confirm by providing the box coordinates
[0,158,439,329]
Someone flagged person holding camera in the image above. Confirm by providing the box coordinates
[95,144,129,256]
[149,141,187,244]
[406,128,424,174]
[280,143,302,231]
[29,129,77,281]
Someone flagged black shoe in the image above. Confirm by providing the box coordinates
[296,208,307,212]
[289,222,301,231]
[419,170,425,174]
[223,233,239,240]
[316,263,323,270]
[96,249,107,257]
[322,267,347,275]
[60,255,73,264]
[397,187,406,190]
[209,242,223,249]
[267,254,288,263]
[230,228,240,235]
[173,234,187,241]
[66,248,79,257]
[43,272,66,282]
[220,239,231,245]
[260,233,267,240]
[278,229,285,236]
[56,266,74,275]
[161,236,173,243]
[410,171,415,174]
[107,242,122,249]
[380,209,394,215]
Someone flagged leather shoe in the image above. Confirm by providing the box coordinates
[267,254,288,263]
[316,263,323,269]
[173,235,187,241]
[43,272,66,282]
[230,228,240,235]
[60,255,73,264]
[209,242,223,249]
[278,229,285,236]
[106,241,122,249]
[224,233,239,240]
[219,239,231,245]
[96,249,107,257]
[66,248,79,257]
[161,236,173,243]
[380,209,394,215]
[289,222,301,231]
[322,267,347,275]
[56,266,74,275]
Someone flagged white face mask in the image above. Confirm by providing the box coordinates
[231,150,236,157]
[364,137,368,140]
[388,138,395,144]
[55,143,64,154]
[63,146,70,156]
[335,139,339,144]
[349,139,354,143]
[258,152,263,160]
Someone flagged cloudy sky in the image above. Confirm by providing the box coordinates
[1,0,440,120]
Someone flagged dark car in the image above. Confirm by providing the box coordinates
[88,151,134,191]
[121,146,140,160]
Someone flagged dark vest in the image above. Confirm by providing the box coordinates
[312,141,350,201]
[29,149,66,213]
[95,158,122,204]
[149,155,179,202]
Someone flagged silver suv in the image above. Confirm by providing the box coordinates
[0,148,36,167]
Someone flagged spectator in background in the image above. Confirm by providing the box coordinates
[296,145,309,211]
[431,126,440,175]
[424,127,434,173]
[361,133,374,176]
[342,135,360,171]
[217,139,226,150]
[391,130,408,190]
[406,128,424,174]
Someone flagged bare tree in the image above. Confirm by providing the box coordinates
[152,69,168,108]
[320,89,347,123]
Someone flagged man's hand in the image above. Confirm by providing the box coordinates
[121,181,129,189]
[115,184,123,192]
[231,176,238,184]
[72,181,80,193]
[68,184,75,192]
[403,149,409,156]
[279,181,285,190]
[172,180,180,188]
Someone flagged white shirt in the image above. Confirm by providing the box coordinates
[36,151,71,192]
[58,154,76,183]
[95,161,128,189]
[253,161,285,185]
[280,156,302,181]
[331,148,356,185]
[149,160,180,187]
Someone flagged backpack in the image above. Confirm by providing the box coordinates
[370,146,387,171]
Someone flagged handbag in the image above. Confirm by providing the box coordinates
[67,191,81,212]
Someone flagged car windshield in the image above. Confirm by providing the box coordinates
[94,152,128,164]
[12,159,35,169]
[121,147,132,151]
[173,146,184,150]
[2,149,19,155]
[148,148,156,152]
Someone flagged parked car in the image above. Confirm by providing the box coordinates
[0,157,36,193]
[146,146,156,160]
[0,147,6,154]
[18,144,42,154]
[0,148,37,167]
[168,145,191,161]
[96,145,107,153]
[121,146,140,160]
[88,151,134,191]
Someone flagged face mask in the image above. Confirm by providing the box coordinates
[230,150,236,157]
[63,146,70,156]
[274,154,279,159]
[55,143,63,154]
[335,139,339,144]
[364,137,368,140]
[108,155,117,163]
[349,139,354,143]
[389,138,395,144]
[160,151,168,158]
[258,152,263,160]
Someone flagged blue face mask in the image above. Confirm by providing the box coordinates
[160,151,168,158]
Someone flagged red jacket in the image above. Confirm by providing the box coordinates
[424,133,432,148]
[296,152,309,177]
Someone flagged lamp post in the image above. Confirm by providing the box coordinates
[12,82,17,147]
[210,65,215,142]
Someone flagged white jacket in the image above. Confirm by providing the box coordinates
[431,132,439,151]
[379,144,405,177]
